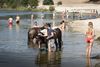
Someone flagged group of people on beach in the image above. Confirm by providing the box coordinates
[8,15,20,28]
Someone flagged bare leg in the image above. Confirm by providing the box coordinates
[38,41,41,49]
[86,43,89,57]
[86,43,93,58]
[48,40,51,52]
[86,56,91,67]
[88,43,93,58]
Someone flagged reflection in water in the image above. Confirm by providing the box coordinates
[9,25,13,30]
[16,24,20,32]
[86,57,91,67]
[35,51,62,67]
[95,62,100,67]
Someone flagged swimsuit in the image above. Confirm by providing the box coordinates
[86,37,93,43]
[8,21,13,26]
[85,31,93,43]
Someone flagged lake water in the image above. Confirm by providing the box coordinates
[0,11,100,67]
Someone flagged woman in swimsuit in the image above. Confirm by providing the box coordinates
[85,22,95,58]
[59,20,66,32]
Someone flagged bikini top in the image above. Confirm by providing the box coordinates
[86,31,93,35]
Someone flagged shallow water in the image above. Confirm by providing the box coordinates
[0,19,100,67]
[0,10,100,67]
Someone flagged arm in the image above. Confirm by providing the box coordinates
[92,29,95,37]
[47,31,54,40]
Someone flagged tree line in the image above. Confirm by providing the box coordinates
[0,0,38,8]
[0,0,54,9]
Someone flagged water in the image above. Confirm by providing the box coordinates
[0,11,100,67]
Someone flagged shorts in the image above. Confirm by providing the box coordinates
[85,37,93,43]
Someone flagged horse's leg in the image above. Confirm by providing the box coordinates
[38,41,41,49]
[54,39,58,51]
[45,41,48,51]
[28,31,34,47]
[48,40,51,52]
[58,38,62,51]
[58,33,62,51]
[54,28,62,51]
[28,38,34,47]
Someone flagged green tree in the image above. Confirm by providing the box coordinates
[5,0,18,8]
[28,0,38,8]
[0,0,39,9]
[43,0,54,5]
[57,1,62,6]
[0,0,5,8]
[21,0,28,7]
[49,6,55,11]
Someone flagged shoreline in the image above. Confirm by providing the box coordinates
[71,18,100,39]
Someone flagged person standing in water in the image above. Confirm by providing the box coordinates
[33,21,39,28]
[16,15,20,25]
[8,17,13,28]
[85,22,95,58]
[38,23,54,51]
[59,20,66,32]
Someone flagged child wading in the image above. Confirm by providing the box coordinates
[8,17,13,28]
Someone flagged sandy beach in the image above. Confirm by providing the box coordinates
[71,18,100,39]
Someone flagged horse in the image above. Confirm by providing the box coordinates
[28,26,62,51]
[28,27,43,47]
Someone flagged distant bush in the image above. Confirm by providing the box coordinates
[43,0,54,5]
[16,6,49,12]
[57,1,62,6]
[16,6,28,11]
[49,6,55,12]
[32,8,49,12]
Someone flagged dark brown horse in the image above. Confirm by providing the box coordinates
[28,27,62,51]
[28,27,42,47]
